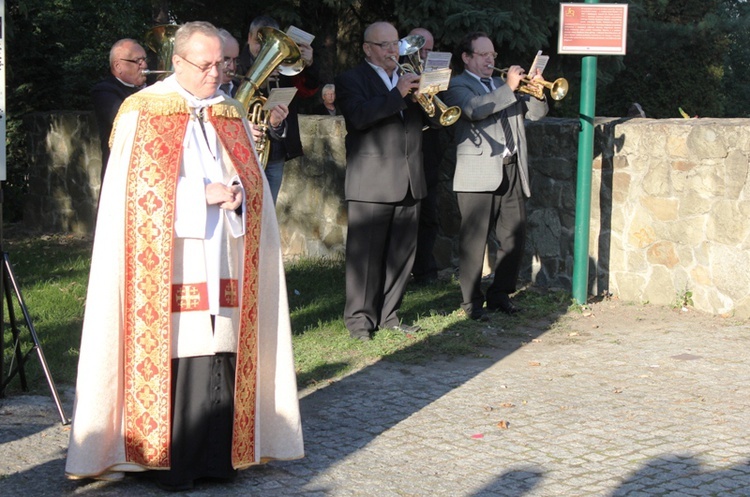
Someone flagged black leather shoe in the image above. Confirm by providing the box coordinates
[469,309,490,322]
[349,329,372,341]
[390,323,421,334]
[156,480,194,492]
[487,294,523,315]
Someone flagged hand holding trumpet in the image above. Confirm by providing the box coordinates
[491,65,568,101]
[502,65,525,92]
[396,72,421,97]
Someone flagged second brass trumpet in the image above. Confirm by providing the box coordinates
[490,66,569,101]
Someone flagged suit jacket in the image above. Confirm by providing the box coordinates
[442,71,548,196]
[335,60,431,202]
[91,74,141,169]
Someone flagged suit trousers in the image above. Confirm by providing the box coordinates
[456,161,526,315]
[344,197,420,333]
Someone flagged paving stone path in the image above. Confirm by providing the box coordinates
[2,300,749,496]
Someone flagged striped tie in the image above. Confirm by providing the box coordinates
[500,109,516,155]
[481,77,515,154]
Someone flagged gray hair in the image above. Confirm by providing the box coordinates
[248,15,279,36]
[217,28,237,45]
[174,21,221,57]
[109,38,140,68]
[322,84,335,96]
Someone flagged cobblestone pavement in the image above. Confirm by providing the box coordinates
[2,300,749,496]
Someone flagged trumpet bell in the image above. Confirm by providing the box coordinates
[548,78,569,101]
[439,107,461,126]
[278,58,306,76]
[399,34,425,56]
[433,96,461,126]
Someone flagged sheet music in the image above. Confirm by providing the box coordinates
[262,87,298,110]
[418,67,451,94]
[423,51,452,72]
[286,25,315,46]
[528,50,549,76]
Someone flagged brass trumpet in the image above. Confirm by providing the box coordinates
[490,66,569,101]
[141,69,173,76]
[389,36,460,126]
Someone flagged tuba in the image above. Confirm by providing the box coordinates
[391,35,461,126]
[233,27,302,168]
[143,24,179,79]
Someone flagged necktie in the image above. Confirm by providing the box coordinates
[481,77,515,154]
[500,109,516,155]
[219,83,230,95]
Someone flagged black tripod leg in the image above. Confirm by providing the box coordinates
[3,253,70,425]
[2,266,29,392]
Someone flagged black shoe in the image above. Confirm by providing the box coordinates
[469,309,490,322]
[390,323,421,334]
[487,294,522,315]
[156,480,194,492]
[349,329,372,341]
[412,272,438,285]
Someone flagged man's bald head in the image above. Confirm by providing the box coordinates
[408,27,434,60]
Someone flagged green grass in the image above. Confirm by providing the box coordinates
[1,229,572,396]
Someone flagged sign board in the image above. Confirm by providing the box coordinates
[1,3,6,181]
[558,3,628,55]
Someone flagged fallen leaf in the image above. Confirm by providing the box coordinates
[613,388,623,394]
[569,332,579,336]
[531,338,542,343]
[529,361,541,367]
[500,402,515,408]
[497,420,509,429]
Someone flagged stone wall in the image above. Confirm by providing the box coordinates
[21,112,750,317]
[23,112,101,233]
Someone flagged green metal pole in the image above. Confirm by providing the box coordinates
[571,1,599,304]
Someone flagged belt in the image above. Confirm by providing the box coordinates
[502,154,517,165]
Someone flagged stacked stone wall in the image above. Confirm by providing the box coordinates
[20,112,750,317]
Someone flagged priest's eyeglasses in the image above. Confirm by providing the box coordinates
[178,55,227,74]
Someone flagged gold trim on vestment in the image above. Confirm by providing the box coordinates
[120,97,263,470]
[210,108,263,468]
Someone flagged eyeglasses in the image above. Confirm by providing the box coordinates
[178,55,226,73]
[366,40,400,50]
[120,57,147,65]
[223,56,240,65]
[472,51,498,59]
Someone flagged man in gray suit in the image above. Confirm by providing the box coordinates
[335,21,436,341]
[443,31,548,321]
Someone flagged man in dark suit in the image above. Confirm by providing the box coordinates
[335,21,436,341]
[442,31,548,321]
[408,27,441,285]
[91,39,147,182]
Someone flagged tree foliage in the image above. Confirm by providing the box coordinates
[3,0,750,221]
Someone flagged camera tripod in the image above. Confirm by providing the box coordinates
[1,251,69,425]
